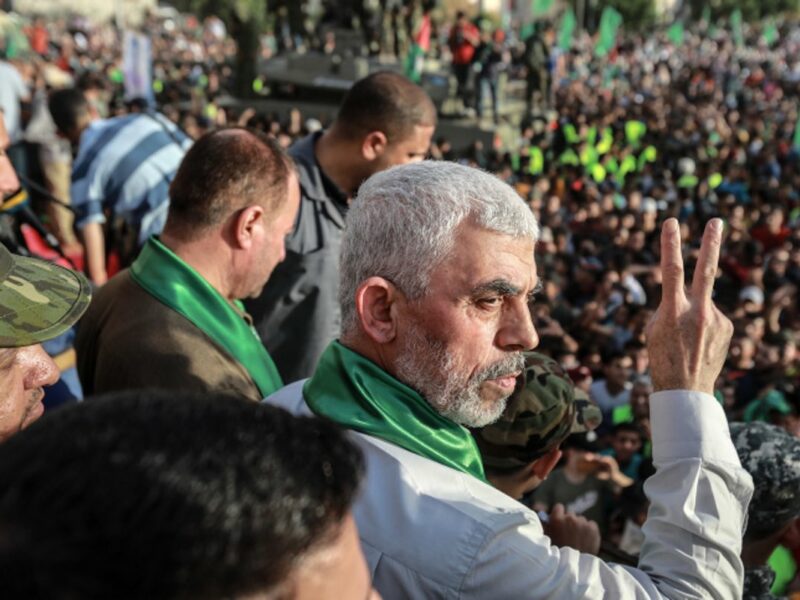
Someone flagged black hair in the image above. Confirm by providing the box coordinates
[334,71,436,143]
[165,127,294,238]
[48,88,91,136]
[0,390,363,599]
[613,422,644,439]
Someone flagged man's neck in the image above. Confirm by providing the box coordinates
[159,232,236,301]
[314,129,362,199]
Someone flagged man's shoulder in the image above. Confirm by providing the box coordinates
[266,384,541,592]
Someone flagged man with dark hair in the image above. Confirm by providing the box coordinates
[0,389,377,599]
[48,87,191,285]
[246,71,436,383]
[731,421,800,599]
[590,348,633,424]
[76,128,299,400]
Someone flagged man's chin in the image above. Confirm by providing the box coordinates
[445,396,508,429]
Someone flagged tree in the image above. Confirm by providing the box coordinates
[172,0,269,98]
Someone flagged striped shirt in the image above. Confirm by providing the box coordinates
[71,112,192,244]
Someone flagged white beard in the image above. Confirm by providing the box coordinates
[394,321,523,428]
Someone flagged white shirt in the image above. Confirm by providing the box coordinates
[268,383,753,599]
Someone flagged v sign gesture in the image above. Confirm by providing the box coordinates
[646,218,733,395]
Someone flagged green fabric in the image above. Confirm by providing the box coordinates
[625,120,647,146]
[558,9,576,50]
[129,237,282,398]
[668,22,684,45]
[528,147,543,175]
[596,7,622,57]
[531,0,555,16]
[768,545,796,595]
[563,123,580,144]
[403,42,424,83]
[590,163,607,183]
[560,149,580,166]
[597,128,614,154]
[304,341,487,482]
[731,10,744,47]
[612,404,633,425]
[702,6,711,24]
[763,20,778,46]
[793,113,800,151]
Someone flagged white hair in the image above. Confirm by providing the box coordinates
[339,161,540,334]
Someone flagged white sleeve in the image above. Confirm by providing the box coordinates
[461,391,753,599]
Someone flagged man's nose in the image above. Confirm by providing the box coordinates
[496,299,539,351]
[24,345,60,389]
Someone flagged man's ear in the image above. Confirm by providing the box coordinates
[233,205,264,250]
[354,277,401,344]
[361,131,388,161]
[532,448,562,481]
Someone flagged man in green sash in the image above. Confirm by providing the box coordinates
[76,129,297,401]
[268,160,752,598]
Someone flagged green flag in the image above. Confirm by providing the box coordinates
[596,7,623,57]
[558,8,577,50]
[668,22,684,45]
[403,43,424,83]
[764,21,778,46]
[793,113,800,151]
[731,10,744,48]
[532,0,555,17]
[702,6,711,24]
[521,22,535,40]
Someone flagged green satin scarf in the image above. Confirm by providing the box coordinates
[130,237,283,397]
[304,341,487,482]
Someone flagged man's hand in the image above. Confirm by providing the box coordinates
[587,455,634,488]
[544,504,601,555]
[646,218,733,395]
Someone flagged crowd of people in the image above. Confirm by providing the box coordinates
[0,3,799,599]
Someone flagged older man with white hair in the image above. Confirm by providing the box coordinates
[268,161,752,599]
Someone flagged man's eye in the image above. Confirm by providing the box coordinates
[478,297,502,308]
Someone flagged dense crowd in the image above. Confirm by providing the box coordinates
[1,5,800,599]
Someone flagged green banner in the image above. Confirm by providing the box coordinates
[558,8,577,50]
[764,21,778,46]
[668,22,684,46]
[793,112,800,151]
[731,9,744,47]
[532,0,555,17]
[596,7,623,57]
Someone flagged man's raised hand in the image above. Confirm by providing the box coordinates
[645,218,733,395]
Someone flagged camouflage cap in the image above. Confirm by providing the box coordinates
[0,245,91,347]
[730,421,800,537]
[474,352,603,471]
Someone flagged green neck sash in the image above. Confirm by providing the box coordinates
[304,341,486,482]
[130,237,282,397]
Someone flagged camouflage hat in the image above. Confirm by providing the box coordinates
[730,421,800,537]
[474,352,603,471]
[0,245,91,347]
